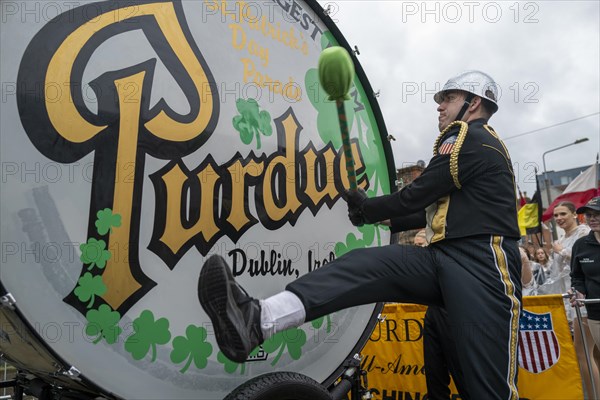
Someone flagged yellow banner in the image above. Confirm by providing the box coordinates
[518,295,584,400]
[361,296,583,400]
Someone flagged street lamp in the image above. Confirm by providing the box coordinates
[542,137,589,239]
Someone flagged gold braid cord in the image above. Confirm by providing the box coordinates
[432,121,469,189]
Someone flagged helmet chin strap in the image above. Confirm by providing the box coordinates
[453,93,475,122]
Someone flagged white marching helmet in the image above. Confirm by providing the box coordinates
[434,70,499,113]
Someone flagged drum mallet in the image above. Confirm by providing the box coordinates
[318,46,357,190]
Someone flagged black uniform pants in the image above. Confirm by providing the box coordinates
[287,235,522,400]
[424,306,470,399]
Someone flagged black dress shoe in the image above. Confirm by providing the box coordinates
[198,254,263,363]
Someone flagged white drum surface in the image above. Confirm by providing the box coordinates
[0,1,392,398]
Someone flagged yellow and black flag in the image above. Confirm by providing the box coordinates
[518,172,543,236]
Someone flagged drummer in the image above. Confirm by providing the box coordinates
[198,71,522,400]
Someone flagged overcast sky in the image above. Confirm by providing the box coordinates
[318,0,600,196]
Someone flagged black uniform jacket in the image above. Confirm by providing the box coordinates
[363,118,520,242]
[570,231,600,320]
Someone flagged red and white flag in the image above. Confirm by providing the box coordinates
[542,163,599,221]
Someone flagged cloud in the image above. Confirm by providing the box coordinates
[323,0,600,195]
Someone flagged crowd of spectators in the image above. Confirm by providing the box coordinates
[522,202,590,298]
[516,200,599,399]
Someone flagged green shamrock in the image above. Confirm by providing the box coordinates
[262,328,306,366]
[354,116,390,201]
[125,310,171,362]
[217,347,260,374]
[335,221,389,258]
[232,98,272,149]
[95,208,121,235]
[305,68,355,149]
[321,31,335,50]
[80,238,111,270]
[358,223,376,246]
[170,325,213,373]
[217,351,242,374]
[311,314,333,333]
[334,233,366,257]
[85,304,122,344]
[74,272,107,309]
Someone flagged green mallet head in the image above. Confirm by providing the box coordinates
[318,46,355,101]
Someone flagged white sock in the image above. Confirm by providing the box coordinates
[259,291,306,340]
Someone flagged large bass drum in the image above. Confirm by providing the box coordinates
[0,1,396,398]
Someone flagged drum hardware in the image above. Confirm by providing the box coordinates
[1,371,100,400]
[60,366,82,382]
[18,377,52,400]
[0,306,103,400]
[377,313,387,323]
[44,362,65,380]
[0,372,25,400]
[329,354,371,400]
[323,5,334,16]
[373,91,380,98]
[353,46,360,55]
[0,294,16,311]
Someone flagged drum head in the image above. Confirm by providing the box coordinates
[0,1,394,398]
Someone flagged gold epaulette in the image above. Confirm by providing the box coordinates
[433,121,469,189]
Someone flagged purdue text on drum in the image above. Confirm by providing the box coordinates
[149,108,367,280]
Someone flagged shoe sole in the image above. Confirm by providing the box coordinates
[198,255,249,363]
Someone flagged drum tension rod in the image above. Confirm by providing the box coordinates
[0,293,16,310]
[330,354,372,400]
[60,366,82,381]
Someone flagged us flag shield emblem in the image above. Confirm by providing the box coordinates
[518,309,560,373]
[438,136,456,154]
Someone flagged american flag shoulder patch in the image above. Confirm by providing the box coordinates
[518,309,560,373]
[438,135,456,154]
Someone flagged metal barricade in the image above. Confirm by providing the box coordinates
[564,291,600,398]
